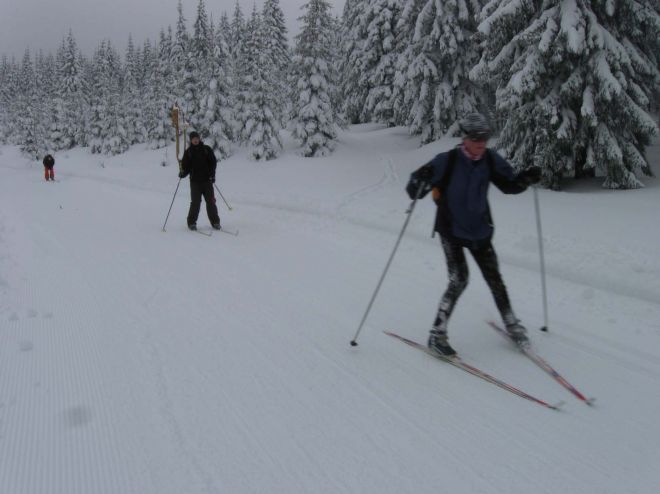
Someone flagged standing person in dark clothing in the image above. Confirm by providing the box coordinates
[43,154,55,181]
[406,113,541,356]
[179,131,221,230]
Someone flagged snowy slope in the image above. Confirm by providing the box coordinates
[1,127,659,494]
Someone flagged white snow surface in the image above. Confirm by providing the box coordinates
[1,126,659,493]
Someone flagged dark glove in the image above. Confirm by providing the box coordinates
[416,164,434,182]
[210,176,215,183]
[178,171,186,179]
[406,162,435,199]
[518,166,542,185]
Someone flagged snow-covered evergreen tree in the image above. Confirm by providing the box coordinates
[329,13,347,128]
[339,0,370,124]
[148,28,176,149]
[184,0,213,130]
[217,13,236,143]
[123,35,147,145]
[400,0,484,144]
[390,0,425,127]
[76,52,93,147]
[239,6,282,160]
[230,1,248,142]
[171,0,190,102]
[16,49,39,159]
[291,0,340,156]
[474,0,659,189]
[0,56,11,143]
[199,14,233,158]
[262,0,291,126]
[34,51,56,158]
[362,0,403,126]
[88,41,130,155]
[50,31,85,150]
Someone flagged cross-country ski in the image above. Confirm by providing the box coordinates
[384,331,563,411]
[487,321,595,405]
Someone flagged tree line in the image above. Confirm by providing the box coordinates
[0,0,658,189]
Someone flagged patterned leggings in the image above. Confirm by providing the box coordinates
[434,236,515,330]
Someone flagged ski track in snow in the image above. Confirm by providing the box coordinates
[1,131,659,494]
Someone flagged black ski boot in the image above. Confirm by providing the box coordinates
[188,223,197,231]
[212,223,221,230]
[505,322,529,347]
[428,330,457,357]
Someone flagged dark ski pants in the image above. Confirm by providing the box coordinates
[433,236,514,331]
[44,166,54,181]
[187,181,220,226]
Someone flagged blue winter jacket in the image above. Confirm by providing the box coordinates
[408,147,526,247]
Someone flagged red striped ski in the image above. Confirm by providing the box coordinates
[384,331,563,411]
[487,321,595,406]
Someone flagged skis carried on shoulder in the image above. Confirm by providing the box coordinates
[487,321,595,406]
[384,331,563,411]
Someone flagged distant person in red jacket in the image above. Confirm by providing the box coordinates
[42,154,55,181]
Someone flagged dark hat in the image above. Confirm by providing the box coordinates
[459,113,492,141]
[189,131,200,140]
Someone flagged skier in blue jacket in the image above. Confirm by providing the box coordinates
[406,113,541,356]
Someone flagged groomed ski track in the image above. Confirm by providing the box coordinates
[1,127,659,494]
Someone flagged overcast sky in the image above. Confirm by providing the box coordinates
[0,0,344,59]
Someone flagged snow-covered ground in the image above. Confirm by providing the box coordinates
[1,126,659,494]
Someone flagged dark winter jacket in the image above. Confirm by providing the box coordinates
[180,142,217,182]
[43,155,55,168]
[407,147,527,248]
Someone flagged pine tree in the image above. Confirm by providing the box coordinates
[184,0,213,130]
[339,0,370,124]
[390,0,424,127]
[124,35,147,145]
[291,0,340,157]
[240,6,282,160]
[34,51,56,158]
[199,13,233,158]
[171,0,190,102]
[88,41,130,155]
[230,1,248,142]
[76,52,92,147]
[17,49,39,159]
[362,0,403,126]
[50,31,85,150]
[148,28,176,149]
[400,0,484,144]
[475,0,659,189]
[262,0,291,126]
[0,56,11,143]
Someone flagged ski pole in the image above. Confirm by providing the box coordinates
[533,186,549,332]
[162,178,182,232]
[213,183,233,211]
[350,181,426,346]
